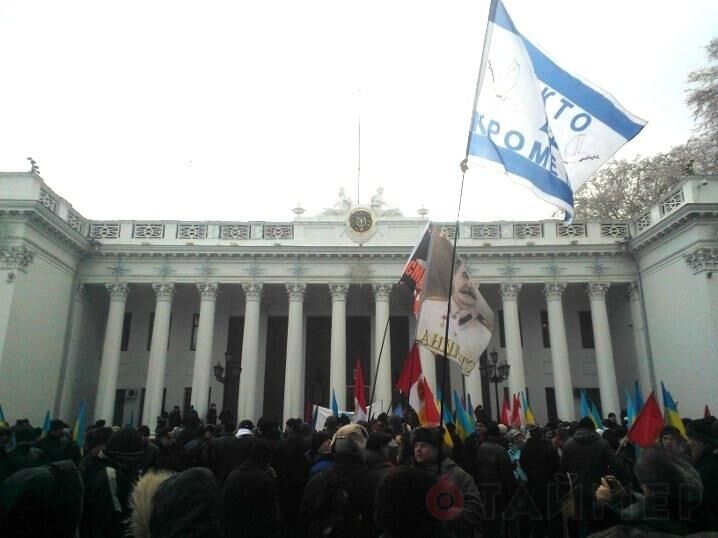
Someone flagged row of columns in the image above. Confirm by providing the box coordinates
[92,279,643,425]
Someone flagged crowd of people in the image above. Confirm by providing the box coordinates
[0,403,717,537]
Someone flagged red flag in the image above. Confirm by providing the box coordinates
[706,404,712,419]
[627,391,664,447]
[501,395,511,426]
[396,344,439,426]
[354,356,367,421]
[511,394,521,427]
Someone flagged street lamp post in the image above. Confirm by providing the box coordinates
[479,349,510,423]
[214,351,242,384]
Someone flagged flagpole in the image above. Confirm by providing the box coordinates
[440,0,499,434]
[367,292,400,420]
[462,0,498,163]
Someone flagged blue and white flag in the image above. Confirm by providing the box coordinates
[467,0,646,221]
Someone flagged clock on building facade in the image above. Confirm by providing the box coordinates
[346,206,377,244]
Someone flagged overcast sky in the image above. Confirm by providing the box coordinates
[1,1,716,223]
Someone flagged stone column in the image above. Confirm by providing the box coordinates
[190,282,218,419]
[373,284,393,414]
[465,365,483,412]
[94,283,129,424]
[59,284,86,419]
[143,283,175,428]
[283,283,306,421]
[587,283,620,417]
[544,283,575,421]
[238,282,263,422]
[627,283,651,395]
[500,283,526,400]
[329,283,349,410]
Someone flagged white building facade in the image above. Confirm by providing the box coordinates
[1,171,716,427]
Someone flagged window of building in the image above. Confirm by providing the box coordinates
[121,313,132,351]
[540,310,550,348]
[190,313,200,351]
[498,309,523,348]
[579,310,595,349]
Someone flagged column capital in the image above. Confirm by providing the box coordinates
[286,283,306,301]
[684,247,718,274]
[74,283,86,301]
[152,282,175,302]
[543,283,566,300]
[329,283,349,301]
[242,282,263,300]
[0,245,34,271]
[197,282,219,300]
[500,282,522,301]
[372,283,393,302]
[586,282,610,300]
[626,282,640,302]
[106,282,129,301]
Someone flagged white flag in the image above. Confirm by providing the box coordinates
[467,0,646,221]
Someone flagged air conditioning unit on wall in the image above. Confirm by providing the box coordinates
[126,389,138,400]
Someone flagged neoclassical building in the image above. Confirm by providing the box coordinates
[1,171,716,427]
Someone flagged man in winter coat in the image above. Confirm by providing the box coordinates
[35,420,81,464]
[561,416,629,535]
[520,426,562,537]
[474,421,514,536]
[209,421,254,487]
[687,417,718,532]
[411,426,483,538]
[222,439,281,537]
[80,427,144,537]
[296,424,386,538]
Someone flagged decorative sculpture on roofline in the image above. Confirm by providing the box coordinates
[321,187,402,217]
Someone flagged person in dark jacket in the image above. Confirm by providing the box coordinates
[77,426,113,477]
[153,425,181,472]
[474,421,514,536]
[374,466,453,538]
[687,418,718,532]
[278,422,312,537]
[592,445,703,536]
[207,403,218,425]
[307,431,334,477]
[81,427,144,537]
[297,424,386,538]
[35,420,81,464]
[210,422,254,486]
[222,439,281,537]
[411,426,482,538]
[561,417,629,536]
[138,425,160,474]
[365,431,397,470]
[0,459,83,537]
[6,420,46,475]
[149,467,222,537]
[168,406,182,428]
[520,427,562,537]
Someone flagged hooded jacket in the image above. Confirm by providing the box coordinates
[149,467,222,537]
[127,470,174,538]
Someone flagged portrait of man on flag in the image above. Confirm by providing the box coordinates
[414,223,493,375]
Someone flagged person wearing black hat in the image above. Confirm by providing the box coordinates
[307,431,334,477]
[0,459,83,537]
[35,419,81,464]
[6,419,47,474]
[410,426,482,537]
[80,426,144,537]
[687,418,718,531]
[365,431,398,470]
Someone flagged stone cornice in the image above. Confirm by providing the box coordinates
[629,204,718,253]
[0,201,91,255]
